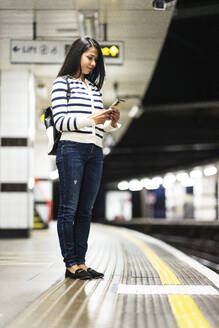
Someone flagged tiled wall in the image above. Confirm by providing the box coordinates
[0,71,35,231]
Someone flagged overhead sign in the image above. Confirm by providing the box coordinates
[11,40,71,64]
[11,40,124,65]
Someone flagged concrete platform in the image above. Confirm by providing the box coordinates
[0,222,219,328]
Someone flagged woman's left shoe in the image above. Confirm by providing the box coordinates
[87,267,104,279]
[65,268,92,280]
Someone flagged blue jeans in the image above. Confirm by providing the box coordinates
[56,140,103,268]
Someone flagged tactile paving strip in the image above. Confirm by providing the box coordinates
[146,243,214,285]
[6,224,219,328]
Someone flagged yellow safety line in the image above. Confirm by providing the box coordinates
[118,230,181,285]
[108,226,212,328]
[169,295,212,328]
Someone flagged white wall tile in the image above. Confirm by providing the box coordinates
[1,71,29,137]
[0,71,35,229]
[0,147,29,182]
[0,193,29,228]
[0,10,33,38]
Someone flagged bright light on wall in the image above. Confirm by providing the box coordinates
[103,147,111,155]
[204,166,217,176]
[118,181,129,190]
[128,105,139,118]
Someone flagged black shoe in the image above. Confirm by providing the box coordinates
[87,267,104,279]
[65,268,92,280]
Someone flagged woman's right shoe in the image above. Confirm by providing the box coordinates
[87,267,104,278]
[65,268,92,280]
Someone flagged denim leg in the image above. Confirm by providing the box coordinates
[74,145,103,265]
[56,141,85,267]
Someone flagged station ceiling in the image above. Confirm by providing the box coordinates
[103,0,219,184]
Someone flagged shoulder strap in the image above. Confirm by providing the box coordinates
[62,75,71,103]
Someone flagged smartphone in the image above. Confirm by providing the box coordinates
[110,98,126,110]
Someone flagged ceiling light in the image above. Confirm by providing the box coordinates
[140,178,159,190]
[163,173,176,188]
[181,178,194,187]
[141,178,151,188]
[118,181,129,191]
[190,169,202,179]
[128,179,142,191]
[152,176,163,185]
[176,172,189,182]
[204,166,217,176]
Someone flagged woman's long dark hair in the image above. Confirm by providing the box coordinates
[57,37,105,90]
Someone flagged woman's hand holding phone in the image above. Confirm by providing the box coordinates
[89,108,114,125]
[89,98,124,125]
[108,107,120,128]
[107,98,124,127]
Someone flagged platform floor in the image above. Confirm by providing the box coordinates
[0,222,219,328]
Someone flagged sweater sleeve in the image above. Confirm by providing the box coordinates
[51,77,94,132]
[103,120,122,132]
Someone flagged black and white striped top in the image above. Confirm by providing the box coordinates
[51,76,119,148]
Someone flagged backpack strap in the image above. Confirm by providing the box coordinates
[62,75,71,103]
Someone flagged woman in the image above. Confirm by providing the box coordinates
[52,37,121,280]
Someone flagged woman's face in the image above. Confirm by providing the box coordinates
[80,46,98,75]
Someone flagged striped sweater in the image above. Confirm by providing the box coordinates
[51,76,121,148]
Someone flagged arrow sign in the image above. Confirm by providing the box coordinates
[12,46,20,52]
[10,40,67,64]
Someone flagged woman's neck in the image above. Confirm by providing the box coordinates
[72,72,85,81]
